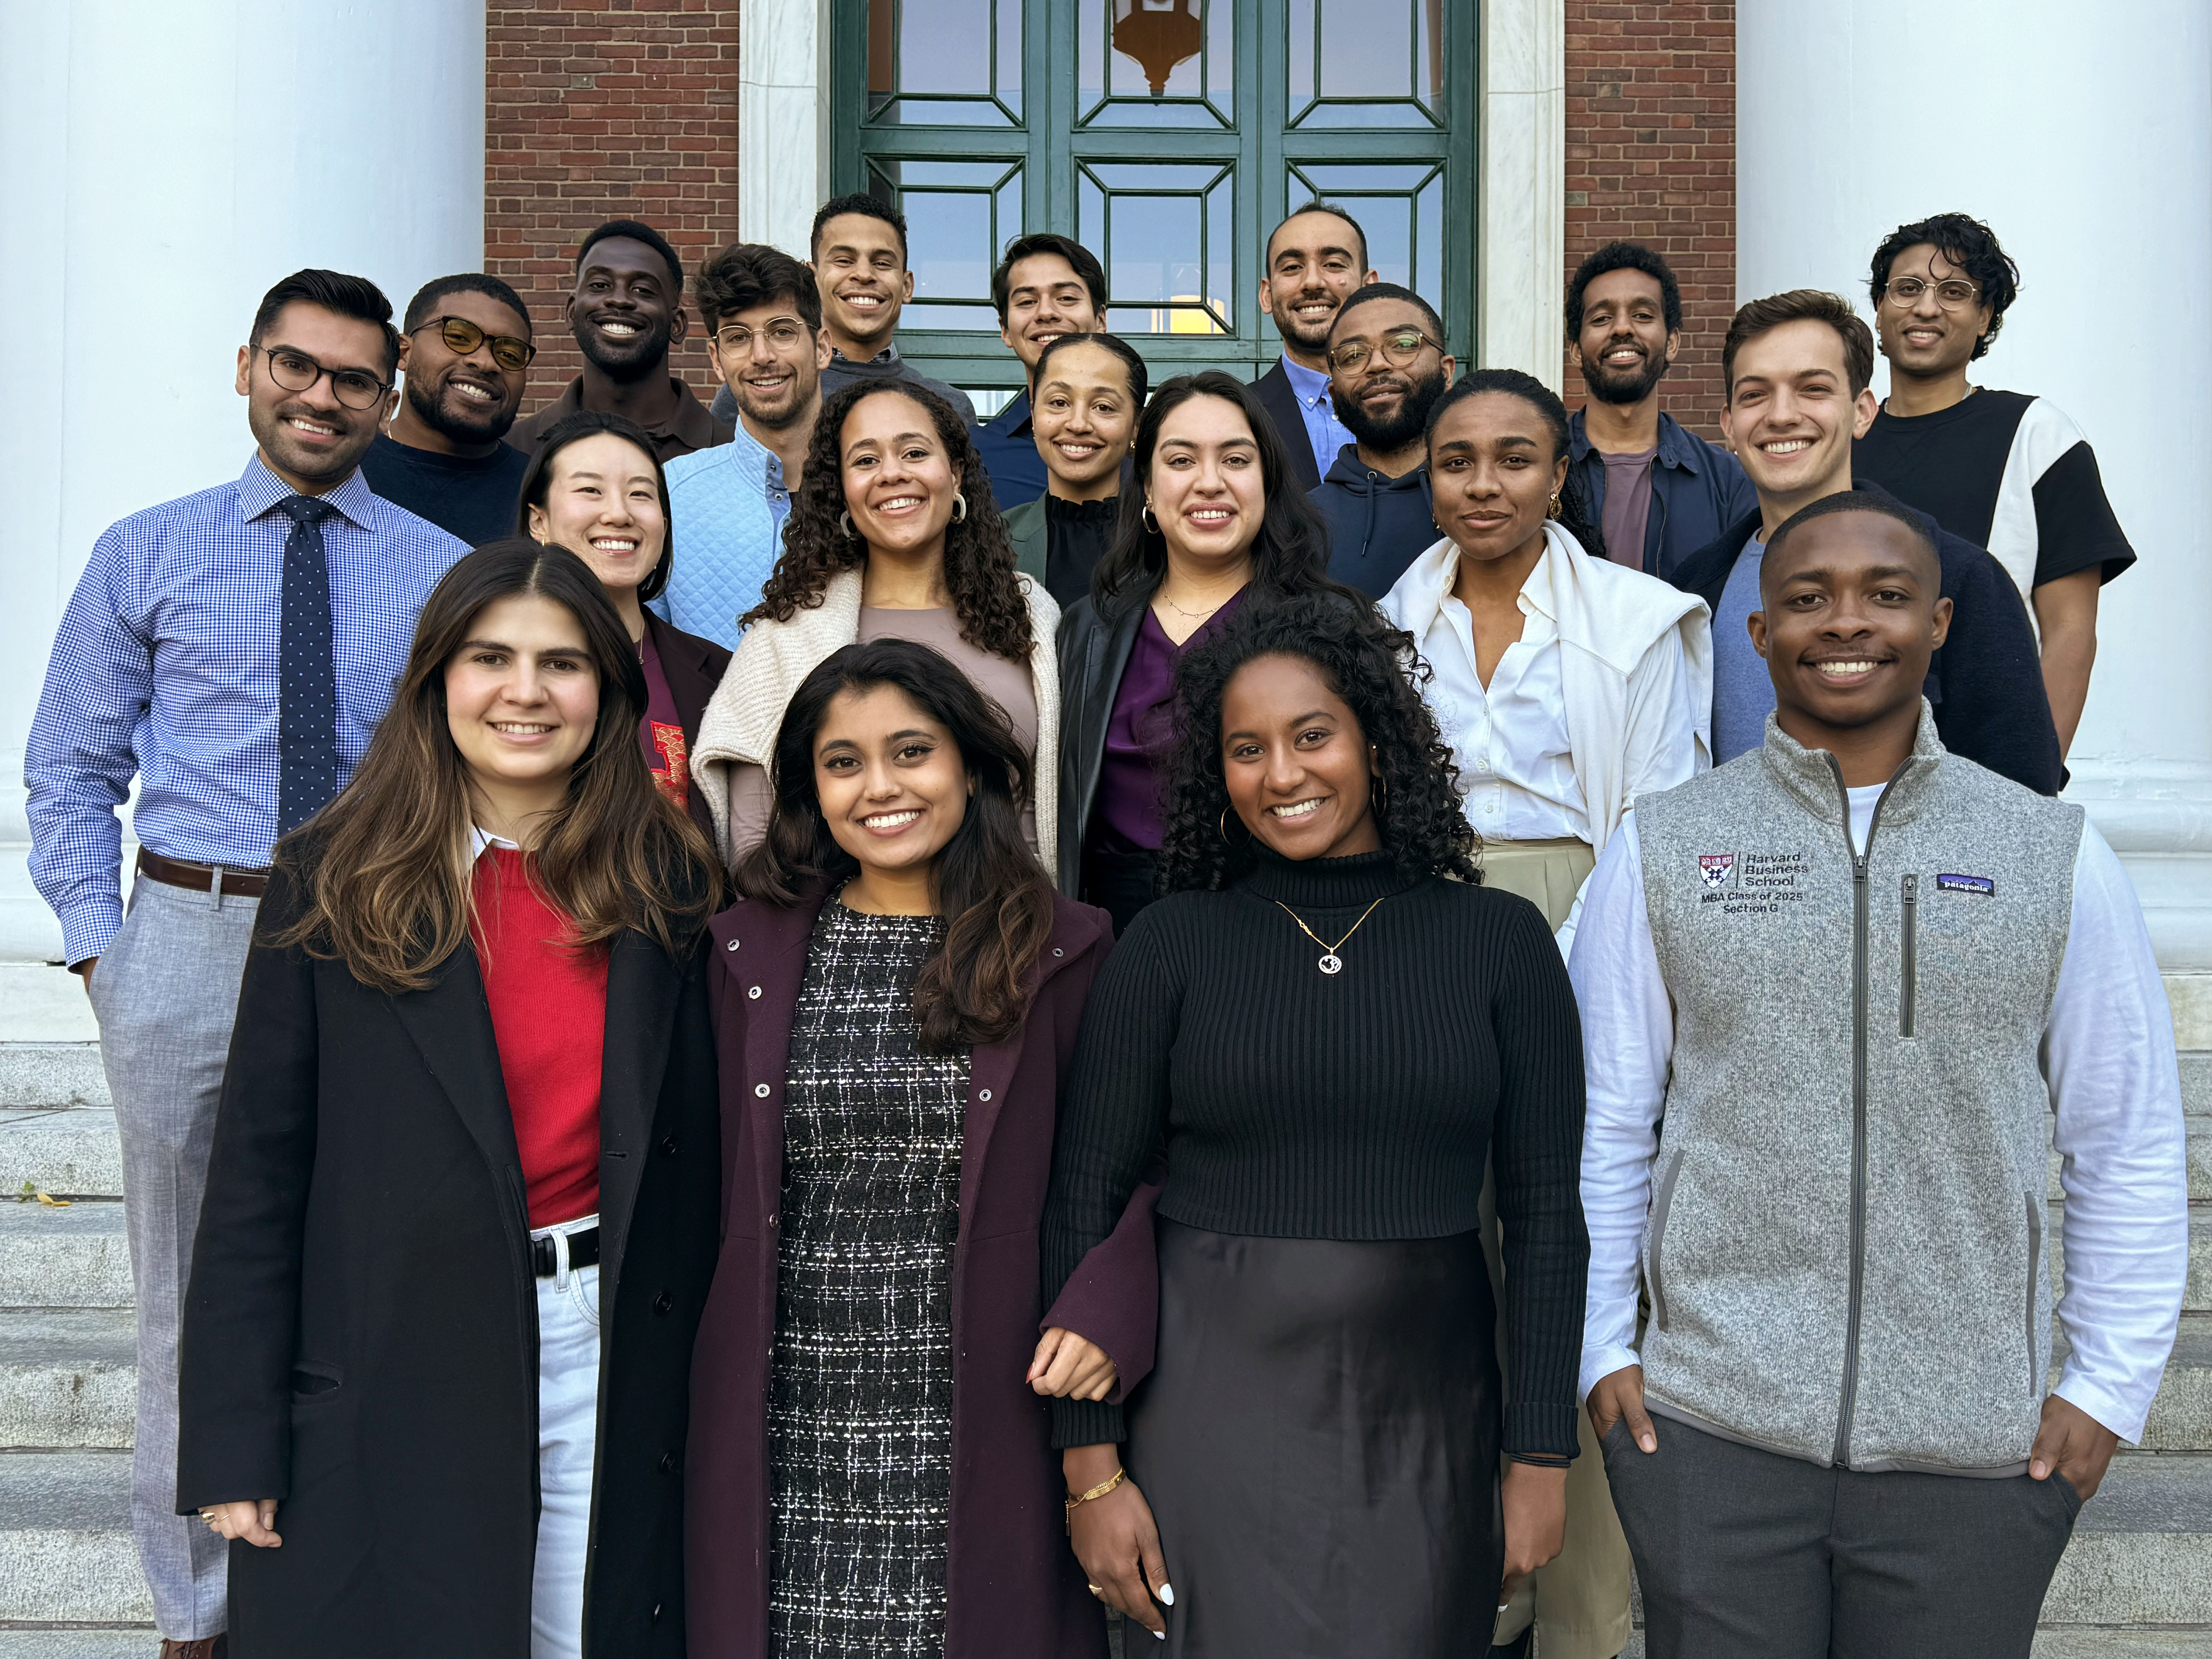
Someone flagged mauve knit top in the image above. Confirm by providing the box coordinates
[1040,847,1590,1458]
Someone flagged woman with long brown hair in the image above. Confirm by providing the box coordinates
[175,539,722,1659]
[685,638,1123,1657]
[690,380,1064,879]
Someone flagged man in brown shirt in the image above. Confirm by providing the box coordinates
[508,217,733,463]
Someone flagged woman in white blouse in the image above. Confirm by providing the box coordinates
[1380,368,1710,957]
[1377,366,1709,1659]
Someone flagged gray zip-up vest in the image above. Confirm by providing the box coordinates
[1634,705,2082,1474]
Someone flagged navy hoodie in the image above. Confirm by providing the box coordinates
[1669,480,2063,795]
[1310,448,1436,599]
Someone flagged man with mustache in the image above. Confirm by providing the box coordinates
[662,242,832,647]
[509,218,733,463]
[359,273,536,545]
[1309,283,1456,598]
[1252,200,1381,491]
[1564,242,1754,580]
[1853,213,2134,760]
[24,269,465,1659]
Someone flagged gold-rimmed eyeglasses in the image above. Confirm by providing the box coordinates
[1327,328,1445,375]
[1881,276,1981,311]
[714,320,813,354]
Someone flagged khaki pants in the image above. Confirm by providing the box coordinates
[1477,838,1632,1659]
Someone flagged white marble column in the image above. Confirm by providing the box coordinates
[0,0,486,979]
[739,0,836,256]
[1478,0,1567,391]
[1737,0,2212,997]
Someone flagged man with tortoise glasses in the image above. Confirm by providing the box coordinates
[359,272,539,545]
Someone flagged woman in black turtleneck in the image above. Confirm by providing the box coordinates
[1039,596,1589,1655]
[1004,332,1147,608]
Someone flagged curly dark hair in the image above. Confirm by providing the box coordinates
[1566,240,1683,338]
[1868,211,2019,361]
[1424,368,1607,561]
[1156,594,1478,895]
[745,379,1034,663]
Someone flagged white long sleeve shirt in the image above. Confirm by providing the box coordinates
[1571,790,2189,1443]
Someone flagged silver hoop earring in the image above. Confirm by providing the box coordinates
[840,511,859,540]
[951,490,968,524]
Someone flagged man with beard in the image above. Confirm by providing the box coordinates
[1252,200,1381,490]
[1565,242,1753,580]
[660,243,831,647]
[709,195,975,429]
[509,218,733,462]
[359,273,536,544]
[1309,283,1455,598]
[24,269,464,1659]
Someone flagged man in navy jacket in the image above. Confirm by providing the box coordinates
[1672,288,2060,795]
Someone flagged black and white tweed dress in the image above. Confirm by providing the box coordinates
[769,903,970,1657]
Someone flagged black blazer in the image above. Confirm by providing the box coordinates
[177,855,720,1659]
[1054,592,1150,894]
[1670,479,2063,795]
[1251,359,1323,493]
[642,608,734,845]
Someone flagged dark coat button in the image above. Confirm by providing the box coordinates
[661,1134,678,1155]
[653,1291,673,1315]
[660,1449,677,1474]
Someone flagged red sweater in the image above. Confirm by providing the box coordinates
[469,848,608,1228]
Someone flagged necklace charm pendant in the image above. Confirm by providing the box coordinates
[1317,952,1343,975]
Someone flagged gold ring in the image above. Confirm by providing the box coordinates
[1087,1584,1104,1596]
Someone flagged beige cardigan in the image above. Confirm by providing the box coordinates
[690,566,1064,880]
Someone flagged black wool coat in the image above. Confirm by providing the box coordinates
[176,858,721,1659]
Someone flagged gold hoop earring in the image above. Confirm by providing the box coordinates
[1371,770,1389,817]
[1143,507,1160,534]
[1547,492,1563,518]
[1219,806,1249,846]
[951,491,968,524]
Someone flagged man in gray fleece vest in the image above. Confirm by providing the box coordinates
[1568,491,2188,1657]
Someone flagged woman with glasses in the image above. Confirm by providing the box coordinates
[519,409,733,845]
[360,276,540,546]
[1003,332,1149,610]
[1043,595,1589,1654]
[177,541,723,1659]
[1057,371,1356,934]
[693,380,1063,879]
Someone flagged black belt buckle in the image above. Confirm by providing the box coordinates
[532,1225,601,1278]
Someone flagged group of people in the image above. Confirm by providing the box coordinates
[19,192,2185,1659]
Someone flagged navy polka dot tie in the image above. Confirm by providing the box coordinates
[276,494,340,836]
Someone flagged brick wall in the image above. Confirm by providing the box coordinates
[1563,2,1736,439]
[486,0,742,416]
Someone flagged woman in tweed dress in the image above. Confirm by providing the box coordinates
[685,639,1137,1657]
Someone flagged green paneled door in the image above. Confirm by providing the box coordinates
[833,0,1477,398]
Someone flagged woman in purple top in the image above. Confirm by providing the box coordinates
[1055,372,1358,934]
[518,410,734,846]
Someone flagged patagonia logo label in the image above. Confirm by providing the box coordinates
[1698,854,1736,890]
[1936,872,1995,897]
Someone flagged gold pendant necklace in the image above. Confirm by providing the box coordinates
[1271,893,1389,975]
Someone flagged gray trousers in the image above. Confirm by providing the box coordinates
[1604,1413,2079,1659]
[88,874,260,1641]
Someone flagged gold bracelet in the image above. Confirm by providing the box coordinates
[1065,1466,1127,1533]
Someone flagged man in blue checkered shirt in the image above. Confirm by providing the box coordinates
[23,268,464,1656]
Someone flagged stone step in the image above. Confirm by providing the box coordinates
[2122,1314,2211,1455]
[2052,1208,2212,1316]
[2183,1053,2209,1116]
[1626,1637,2212,1658]
[0,1632,155,1658]
[2044,1453,2212,1626]
[0,1199,132,1310]
[0,1107,123,1200]
[0,1042,107,1110]
[0,1308,136,1450]
[0,1449,155,1624]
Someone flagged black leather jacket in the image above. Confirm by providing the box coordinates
[1054,590,1150,894]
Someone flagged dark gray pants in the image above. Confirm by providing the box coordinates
[1603,1415,2078,1659]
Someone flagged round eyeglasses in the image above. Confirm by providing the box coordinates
[1881,276,1981,311]
[258,348,390,410]
[1327,328,1445,375]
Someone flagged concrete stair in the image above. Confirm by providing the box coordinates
[2,1037,2207,1646]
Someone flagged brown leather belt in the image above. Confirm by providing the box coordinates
[136,848,271,899]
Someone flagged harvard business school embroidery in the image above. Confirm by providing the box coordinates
[1699,854,1736,890]
[1936,872,1995,897]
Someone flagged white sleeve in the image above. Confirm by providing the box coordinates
[2046,821,2190,1442]
[1568,814,1675,1400]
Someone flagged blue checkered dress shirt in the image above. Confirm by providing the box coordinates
[24,456,466,963]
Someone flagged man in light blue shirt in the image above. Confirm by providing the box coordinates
[1250,200,1379,491]
[24,269,464,1650]
[659,243,831,647]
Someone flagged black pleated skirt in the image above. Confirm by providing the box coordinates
[1125,1221,1504,1657]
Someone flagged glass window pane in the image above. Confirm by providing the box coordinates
[869,160,1023,330]
[1287,0,1443,128]
[867,0,1023,127]
[1077,0,1232,128]
[1080,163,1233,335]
[1288,162,1448,334]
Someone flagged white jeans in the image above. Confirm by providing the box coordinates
[532,1219,602,1659]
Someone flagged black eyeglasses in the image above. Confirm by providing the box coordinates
[1327,328,1445,375]
[258,348,390,410]
[413,315,537,372]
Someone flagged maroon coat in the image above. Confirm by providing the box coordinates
[685,884,1117,1658]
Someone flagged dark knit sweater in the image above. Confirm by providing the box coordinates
[1040,848,1589,1457]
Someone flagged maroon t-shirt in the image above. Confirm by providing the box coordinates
[636,627,689,808]
[1599,443,1659,569]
